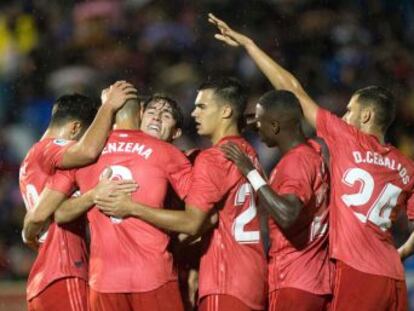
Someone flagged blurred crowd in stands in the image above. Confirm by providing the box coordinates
[0,0,413,281]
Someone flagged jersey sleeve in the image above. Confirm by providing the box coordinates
[42,139,75,170]
[47,169,77,196]
[185,151,225,212]
[270,152,317,206]
[165,147,193,200]
[316,108,357,149]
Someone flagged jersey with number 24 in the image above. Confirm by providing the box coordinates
[316,108,414,280]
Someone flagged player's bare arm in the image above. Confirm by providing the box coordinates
[208,13,319,128]
[96,193,209,236]
[221,142,303,229]
[60,81,138,168]
[23,168,137,244]
[176,212,219,246]
[54,175,137,224]
[23,189,67,246]
[398,221,414,261]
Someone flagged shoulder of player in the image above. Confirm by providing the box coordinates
[27,138,69,163]
[286,142,321,163]
[195,147,219,161]
[277,143,322,174]
[41,137,74,149]
[318,108,359,136]
[191,147,227,170]
[216,136,257,157]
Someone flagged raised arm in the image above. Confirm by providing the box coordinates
[220,142,303,229]
[208,13,319,128]
[60,81,138,168]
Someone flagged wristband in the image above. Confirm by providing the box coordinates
[246,169,267,191]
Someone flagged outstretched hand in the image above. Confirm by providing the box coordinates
[220,142,255,176]
[208,13,252,47]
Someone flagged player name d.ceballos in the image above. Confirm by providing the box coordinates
[102,142,153,159]
[353,151,410,185]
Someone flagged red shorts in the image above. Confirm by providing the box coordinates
[331,260,408,311]
[268,288,330,311]
[199,294,261,311]
[90,281,183,311]
[28,277,89,311]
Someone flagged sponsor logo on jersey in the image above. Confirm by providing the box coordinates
[53,139,70,146]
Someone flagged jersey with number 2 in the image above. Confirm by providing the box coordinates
[316,108,414,280]
[186,136,267,310]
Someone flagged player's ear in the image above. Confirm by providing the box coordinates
[222,104,233,119]
[172,128,182,140]
[70,121,83,140]
[361,107,372,125]
[271,120,280,135]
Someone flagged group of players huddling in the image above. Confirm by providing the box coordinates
[19,14,414,311]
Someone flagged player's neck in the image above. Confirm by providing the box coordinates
[114,120,140,131]
[210,123,240,145]
[362,125,385,144]
[277,127,307,154]
[41,127,70,141]
[278,134,306,155]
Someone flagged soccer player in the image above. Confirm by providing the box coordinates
[96,78,267,311]
[209,13,413,311]
[47,97,192,311]
[22,81,138,243]
[220,90,333,311]
[20,81,137,311]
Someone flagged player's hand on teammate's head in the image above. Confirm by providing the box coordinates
[208,13,251,47]
[220,142,255,176]
[101,80,138,112]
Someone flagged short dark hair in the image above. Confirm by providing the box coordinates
[354,86,395,131]
[144,94,184,129]
[198,77,247,129]
[258,90,302,123]
[49,94,99,127]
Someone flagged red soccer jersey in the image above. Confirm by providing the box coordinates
[268,140,333,295]
[185,136,267,310]
[49,130,192,293]
[19,138,88,300]
[316,108,414,280]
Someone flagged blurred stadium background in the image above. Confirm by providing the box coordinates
[0,0,413,310]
